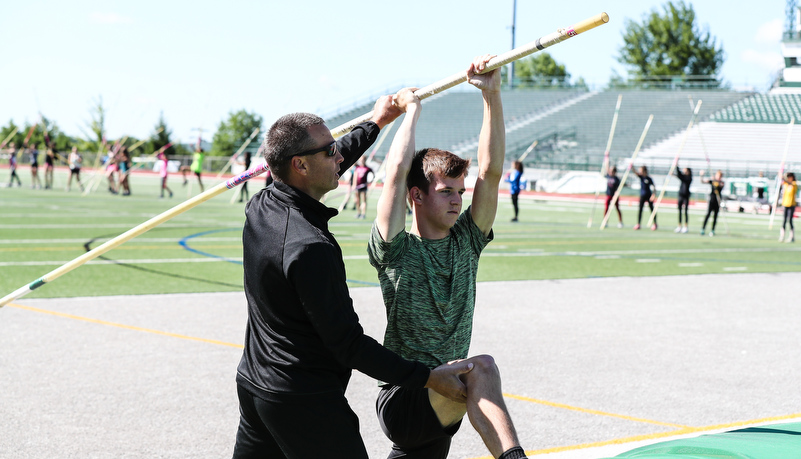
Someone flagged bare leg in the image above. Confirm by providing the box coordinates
[428,355,522,458]
[359,191,367,217]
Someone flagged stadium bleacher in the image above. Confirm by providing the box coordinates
[323,88,801,183]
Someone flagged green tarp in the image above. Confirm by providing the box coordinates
[604,422,801,458]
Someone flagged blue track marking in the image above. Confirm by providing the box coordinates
[179,229,243,265]
[179,228,380,286]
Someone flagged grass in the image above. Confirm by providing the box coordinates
[1,167,798,300]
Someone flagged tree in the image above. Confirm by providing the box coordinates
[147,112,180,157]
[212,109,263,156]
[33,116,75,155]
[617,0,724,87]
[514,53,571,88]
[0,120,21,147]
[80,95,107,151]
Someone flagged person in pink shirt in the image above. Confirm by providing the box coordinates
[157,150,173,198]
[353,156,374,219]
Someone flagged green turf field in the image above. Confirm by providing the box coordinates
[1,168,798,300]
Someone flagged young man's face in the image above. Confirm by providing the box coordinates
[415,172,465,231]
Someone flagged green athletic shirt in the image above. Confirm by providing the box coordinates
[190,151,204,174]
[368,208,493,369]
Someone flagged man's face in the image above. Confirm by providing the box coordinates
[415,172,465,231]
[301,124,343,199]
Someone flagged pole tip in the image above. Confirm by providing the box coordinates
[601,12,609,23]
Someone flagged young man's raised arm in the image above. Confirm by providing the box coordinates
[375,88,421,242]
[468,54,506,236]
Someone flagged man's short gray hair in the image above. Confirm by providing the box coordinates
[261,113,325,181]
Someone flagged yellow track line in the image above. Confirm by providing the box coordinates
[12,302,801,459]
[8,303,244,349]
[503,393,690,428]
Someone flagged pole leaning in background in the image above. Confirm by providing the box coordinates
[694,112,731,234]
[646,100,703,228]
[217,128,261,179]
[587,94,623,228]
[0,163,268,308]
[0,12,610,307]
[0,127,19,149]
[769,117,795,230]
[330,12,610,138]
[600,115,654,230]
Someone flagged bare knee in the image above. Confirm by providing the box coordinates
[464,355,501,383]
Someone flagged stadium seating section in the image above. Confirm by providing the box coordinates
[324,89,801,177]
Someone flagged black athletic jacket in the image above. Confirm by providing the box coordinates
[237,121,430,398]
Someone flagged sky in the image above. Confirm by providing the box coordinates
[0,0,789,144]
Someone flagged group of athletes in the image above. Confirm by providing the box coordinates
[0,141,215,199]
[602,164,797,241]
[2,142,87,192]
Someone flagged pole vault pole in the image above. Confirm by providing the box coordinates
[600,115,654,230]
[336,120,395,210]
[81,137,110,196]
[0,127,18,149]
[769,117,795,230]
[228,131,265,204]
[0,12,610,307]
[647,100,702,228]
[22,123,37,148]
[0,164,267,307]
[587,94,622,228]
[330,12,610,137]
[517,140,538,163]
[84,136,128,195]
[217,127,261,179]
[694,112,730,234]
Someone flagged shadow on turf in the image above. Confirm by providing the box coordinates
[84,230,243,290]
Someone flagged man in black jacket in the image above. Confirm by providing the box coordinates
[233,96,474,459]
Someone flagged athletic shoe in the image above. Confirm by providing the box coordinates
[674,227,682,233]
[633,224,641,230]
[700,229,705,235]
[651,223,657,231]
[681,226,688,233]
[511,217,518,222]
[617,222,624,229]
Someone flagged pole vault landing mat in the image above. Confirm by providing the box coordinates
[602,422,801,458]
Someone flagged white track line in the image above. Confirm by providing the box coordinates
[0,257,241,267]
[0,237,242,244]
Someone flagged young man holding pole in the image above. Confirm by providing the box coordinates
[233,96,473,459]
[368,55,529,459]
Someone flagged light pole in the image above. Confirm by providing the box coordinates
[510,0,517,88]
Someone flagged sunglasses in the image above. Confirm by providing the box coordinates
[293,141,338,158]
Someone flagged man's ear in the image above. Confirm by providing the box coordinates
[291,156,309,176]
[410,186,424,205]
